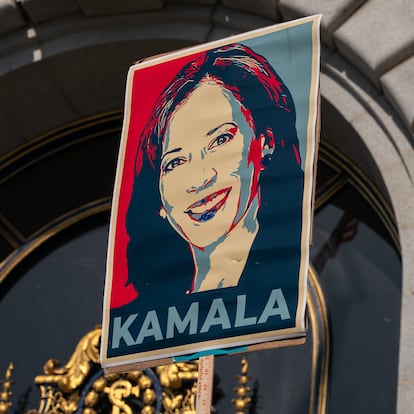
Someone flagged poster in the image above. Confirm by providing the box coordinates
[101,15,321,371]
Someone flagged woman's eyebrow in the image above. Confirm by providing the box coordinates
[161,147,182,161]
[206,122,237,136]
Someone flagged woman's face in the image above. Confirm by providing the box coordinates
[159,81,263,248]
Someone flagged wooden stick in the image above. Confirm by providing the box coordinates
[196,355,215,414]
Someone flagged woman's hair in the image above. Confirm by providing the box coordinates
[135,43,299,175]
[125,43,304,301]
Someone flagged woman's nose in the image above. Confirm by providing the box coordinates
[186,167,217,193]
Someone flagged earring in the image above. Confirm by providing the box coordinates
[159,207,167,219]
[260,153,272,170]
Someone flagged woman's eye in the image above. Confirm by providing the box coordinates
[163,157,186,172]
[208,133,233,150]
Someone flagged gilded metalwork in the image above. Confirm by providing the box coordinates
[82,371,156,414]
[231,358,251,414]
[0,363,13,414]
[156,363,198,390]
[1,328,201,414]
[3,277,328,414]
[1,271,331,414]
[156,363,198,413]
[307,267,330,414]
[35,328,101,394]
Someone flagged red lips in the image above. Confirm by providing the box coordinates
[185,187,231,222]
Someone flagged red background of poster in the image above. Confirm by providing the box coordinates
[110,51,201,308]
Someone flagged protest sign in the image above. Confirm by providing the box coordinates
[101,15,321,372]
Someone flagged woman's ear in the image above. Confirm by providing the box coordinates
[260,132,275,170]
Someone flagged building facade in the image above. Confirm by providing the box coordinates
[0,1,413,413]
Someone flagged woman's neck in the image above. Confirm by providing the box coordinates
[191,195,260,292]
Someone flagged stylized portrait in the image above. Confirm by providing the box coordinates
[102,16,320,366]
[126,43,303,300]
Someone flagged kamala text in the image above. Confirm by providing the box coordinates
[111,288,291,349]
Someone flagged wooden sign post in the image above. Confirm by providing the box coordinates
[196,355,215,414]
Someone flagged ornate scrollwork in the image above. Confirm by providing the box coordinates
[82,370,157,414]
[2,327,251,414]
[156,363,198,413]
[35,328,101,394]
[1,328,201,414]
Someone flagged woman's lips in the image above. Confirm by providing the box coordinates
[185,187,231,222]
